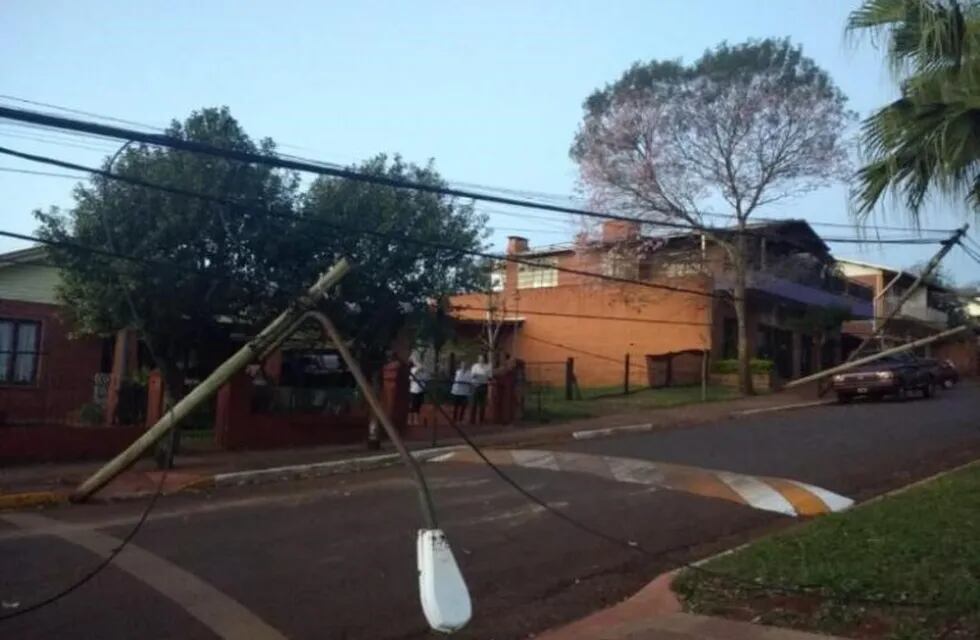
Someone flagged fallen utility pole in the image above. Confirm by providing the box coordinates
[300,310,470,632]
[849,225,968,362]
[72,259,351,502]
[785,324,969,390]
[308,311,438,528]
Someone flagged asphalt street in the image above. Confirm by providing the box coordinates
[2,385,978,640]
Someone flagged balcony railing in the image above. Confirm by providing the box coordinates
[714,270,873,318]
[881,294,948,328]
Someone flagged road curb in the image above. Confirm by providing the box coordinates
[212,445,466,488]
[571,423,654,440]
[0,490,68,511]
[730,399,834,417]
[4,392,843,506]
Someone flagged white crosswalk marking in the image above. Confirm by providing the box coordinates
[715,472,798,516]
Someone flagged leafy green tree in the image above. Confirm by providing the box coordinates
[572,39,854,393]
[36,110,487,425]
[285,154,488,374]
[848,0,980,218]
[36,107,300,397]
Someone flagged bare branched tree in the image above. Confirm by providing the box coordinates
[572,39,855,393]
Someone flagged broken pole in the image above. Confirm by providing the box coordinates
[72,259,351,502]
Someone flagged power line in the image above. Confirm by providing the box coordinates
[0,104,713,233]
[0,105,953,262]
[451,305,711,327]
[0,128,120,154]
[0,229,212,278]
[0,139,950,330]
[821,236,946,245]
[0,145,725,302]
[958,240,980,267]
[0,95,960,239]
[406,369,949,611]
[0,94,164,132]
[0,166,85,179]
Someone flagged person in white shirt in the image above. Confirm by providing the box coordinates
[408,360,429,426]
[450,361,472,422]
[469,355,492,424]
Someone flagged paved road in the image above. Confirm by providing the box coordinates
[2,386,978,640]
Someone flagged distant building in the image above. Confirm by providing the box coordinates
[837,258,978,374]
[449,220,873,387]
[836,258,953,346]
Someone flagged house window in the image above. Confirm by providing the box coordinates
[0,319,41,385]
[602,253,638,280]
[517,258,558,289]
[490,268,506,292]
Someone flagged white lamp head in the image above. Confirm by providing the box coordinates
[417,529,472,633]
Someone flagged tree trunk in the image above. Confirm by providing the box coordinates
[733,235,754,396]
[366,368,382,450]
[154,359,185,469]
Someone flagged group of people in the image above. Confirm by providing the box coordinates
[408,355,494,426]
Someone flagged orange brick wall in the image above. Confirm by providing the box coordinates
[451,275,712,387]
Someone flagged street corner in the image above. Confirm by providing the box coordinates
[537,570,681,640]
[0,490,68,511]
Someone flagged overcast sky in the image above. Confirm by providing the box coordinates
[2,0,978,282]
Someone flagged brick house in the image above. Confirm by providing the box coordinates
[0,247,110,426]
[449,220,873,387]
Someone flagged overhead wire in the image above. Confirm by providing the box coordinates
[0,94,960,240]
[0,104,952,251]
[0,96,966,614]
[0,144,725,301]
[405,368,950,611]
[0,166,86,179]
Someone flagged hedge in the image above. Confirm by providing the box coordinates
[711,358,773,375]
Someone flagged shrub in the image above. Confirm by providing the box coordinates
[712,359,773,375]
[78,402,104,426]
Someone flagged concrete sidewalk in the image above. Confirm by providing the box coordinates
[539,572,846,640]
[0,383,827,508]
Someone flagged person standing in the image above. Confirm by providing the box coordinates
[450,360,471,422]
[469,354,492,424]
[408,359,429,427]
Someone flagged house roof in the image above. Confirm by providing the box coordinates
[835,257,952,293]
[0,245,47,268]
[509,218,830,259]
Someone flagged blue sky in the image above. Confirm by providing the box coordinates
[2,0,978,282]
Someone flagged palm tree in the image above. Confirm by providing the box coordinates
[848,0,980,220]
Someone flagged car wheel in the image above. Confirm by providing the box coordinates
[943,379,954,389]
[922,382,934,399]
[895,385,908,401]
[837,393,852,404]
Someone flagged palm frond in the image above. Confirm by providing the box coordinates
[850,0,980,221]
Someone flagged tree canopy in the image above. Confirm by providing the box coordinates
[35,107,487,382]
[573,38,854,228]
[572,38,854,393]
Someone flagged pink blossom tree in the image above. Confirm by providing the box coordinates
[572,39,855,393]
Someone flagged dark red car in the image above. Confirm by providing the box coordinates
[832,352,935,403]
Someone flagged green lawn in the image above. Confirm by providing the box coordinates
[674,463,980,640]
[522,384,738,423]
